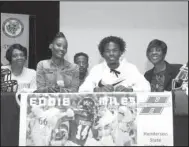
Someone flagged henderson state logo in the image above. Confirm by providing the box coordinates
[139,95,170,115]
[2,18,24,38]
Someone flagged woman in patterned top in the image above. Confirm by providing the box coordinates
[36,32,80,93]
[144,39,182,92]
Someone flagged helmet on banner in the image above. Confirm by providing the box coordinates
[172,63,188,91]
[77,97,96,114]
[50,109,74,146]
[50,121,69,146]
[1,68,18,92]
[118,106,133,123]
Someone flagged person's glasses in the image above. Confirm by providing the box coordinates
[12,54,25,59]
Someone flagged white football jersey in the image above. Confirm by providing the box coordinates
[28,107,68,146]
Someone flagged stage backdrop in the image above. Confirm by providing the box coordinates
[1,13,29,66]
[60,1,188,74]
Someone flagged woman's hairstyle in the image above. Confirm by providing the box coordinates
[6,44,27,63]
[98,36,126,56]
[146,39,167,56]
[74,52,89,63]
[51,32,68,48]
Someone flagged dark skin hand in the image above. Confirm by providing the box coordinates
[114,85,133,92]
[48,85,60,93]
[49,85,70,93]
[94,84,114,92]
[35,85,68,93]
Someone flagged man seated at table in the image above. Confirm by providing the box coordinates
[79,36,151,92]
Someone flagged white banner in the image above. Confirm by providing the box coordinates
[19,92,173,146]
[1,13,29,66]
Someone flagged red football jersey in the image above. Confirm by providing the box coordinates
[68,110,94,146]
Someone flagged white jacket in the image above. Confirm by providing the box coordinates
[79,59,151,92]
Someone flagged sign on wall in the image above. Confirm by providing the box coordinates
[1,13,29,66]
[19,92,174,146]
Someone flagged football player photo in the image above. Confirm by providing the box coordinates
[112,106,137,146]
[66,97,97,146]
[26,106,74,146]
[85,106,116,146]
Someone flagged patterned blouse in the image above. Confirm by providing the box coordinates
[150,70,166,92]
[36,59,80,93]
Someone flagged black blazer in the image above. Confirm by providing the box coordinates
[144,61,182,91]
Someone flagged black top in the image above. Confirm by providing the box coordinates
[144,61,182,91]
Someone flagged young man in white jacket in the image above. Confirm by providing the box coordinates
[79,36,151,92]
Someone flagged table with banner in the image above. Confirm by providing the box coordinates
[1,91,188,146]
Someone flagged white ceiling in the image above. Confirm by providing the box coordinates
[60,1,188,29]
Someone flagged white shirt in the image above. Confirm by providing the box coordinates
[1,65,37,92]
[79,59,151,92]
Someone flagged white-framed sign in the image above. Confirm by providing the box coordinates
[19,92,173,146]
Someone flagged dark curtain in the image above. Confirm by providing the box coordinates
[0,1,59,70]
[29,15,37,69]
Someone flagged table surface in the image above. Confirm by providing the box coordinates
[1,92,188,146]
